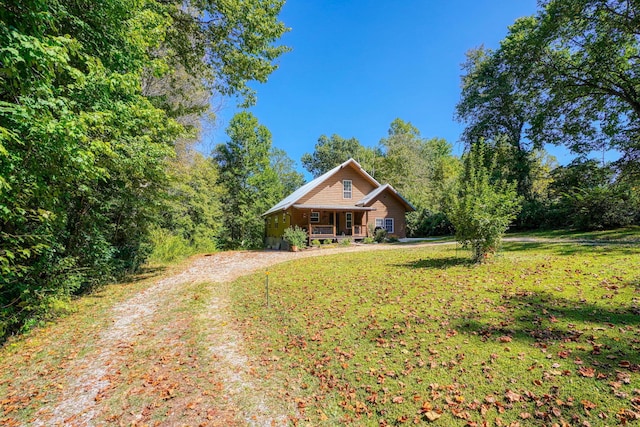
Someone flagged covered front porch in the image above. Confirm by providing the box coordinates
[292,204,375,243]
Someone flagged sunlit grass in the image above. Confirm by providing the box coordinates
[231,240,640,426]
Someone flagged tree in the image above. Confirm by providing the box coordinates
[301,134,379,177]
[547,158,639,230]
[0,0,289,339]
[214,111,280,249]
[474,1,640,175]
[375,119,460,236]
[456,41,540,200]
[447,141,522,263]
[0,0,181,338]
[270,147,305,198]
[157,0,290,108]
[151,153,224,260]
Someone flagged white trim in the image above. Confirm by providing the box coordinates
[345,212,353,229]
[384,218,394,233]
[375,218,384,228]
[343,179,352,199]
[263,158,380,216]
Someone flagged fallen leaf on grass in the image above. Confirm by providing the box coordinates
[423,410,441,421]
[505,389,521,403]
[578,367,595,378]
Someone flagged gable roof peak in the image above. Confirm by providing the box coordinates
[263,157,380,216]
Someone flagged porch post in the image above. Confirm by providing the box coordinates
[365,211,369,237]
[307,210,311,245]
[332,211,336,236]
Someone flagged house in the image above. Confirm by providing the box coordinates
[263,158,415,249]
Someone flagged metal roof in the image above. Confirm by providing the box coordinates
[262,158,380,216]
[292,204,376,211]
[356,183,416,211]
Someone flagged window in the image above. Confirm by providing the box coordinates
[343,180,352,199]
[374,218,394,233]
[345,212,353,229]
[384,218,394,233]
[310,212,320,223]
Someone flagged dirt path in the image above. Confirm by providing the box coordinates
[27,242,450,426]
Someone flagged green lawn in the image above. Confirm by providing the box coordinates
[231,240,640,426]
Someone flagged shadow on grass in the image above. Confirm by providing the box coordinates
[503,241,640,256]
[453,290,640,372]
[124,265,167,283]
[394,256,471,270]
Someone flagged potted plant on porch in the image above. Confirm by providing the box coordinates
[283,225,307,252]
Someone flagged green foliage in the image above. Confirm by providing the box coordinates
[214,111,281,249]
[406,209,452,237]
[322,239,333,245]
[362,236,374,244]
[0,0,288,340]
[547,159,640,230]
[301,134,378,178]
[461,1,640,177]
[374,228,387,243]
[270,147,305,198]
[375,119,460,235]
[339,238,351,246]
[311,239,321,247]
[0,0,181,339]
[150,153,222,262]
[448,141,522,262]
[283,226,307,248]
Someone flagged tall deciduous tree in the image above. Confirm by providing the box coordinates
[375,119,460,236]
[529,0,640,166]
[456,41,540,200]
[0,0,289,339]
[214,112,280,249]
[301,134,379,178]
[464,1,640,176]
[270,147,305,197]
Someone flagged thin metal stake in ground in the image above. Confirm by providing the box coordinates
[265,271,269,308]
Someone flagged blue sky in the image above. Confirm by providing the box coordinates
[200,1,543,175]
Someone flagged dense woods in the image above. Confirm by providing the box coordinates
[0,0,288,339]
[1,0,639,339]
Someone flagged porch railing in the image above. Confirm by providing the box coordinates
[309,224,366,237]
[310,224,334,235]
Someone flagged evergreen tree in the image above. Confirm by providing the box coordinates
[214,112,280,249]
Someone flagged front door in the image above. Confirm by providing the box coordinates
[345,212,353,235]
[335,212,340,235]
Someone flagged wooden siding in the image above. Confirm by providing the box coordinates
[298,164,376,206]
[265,210,292,238]
[367,193,408,238]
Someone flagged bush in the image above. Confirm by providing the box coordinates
[562,185,639,230]
[386,236,399,243]
[374,228,387,243]
[340,239,351,246]
[407,209,453,236]
[323,239,333,245]
[283,226,307,248]
[311,239,321,247]
[447,141,522,263]
[363,236,375,244]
